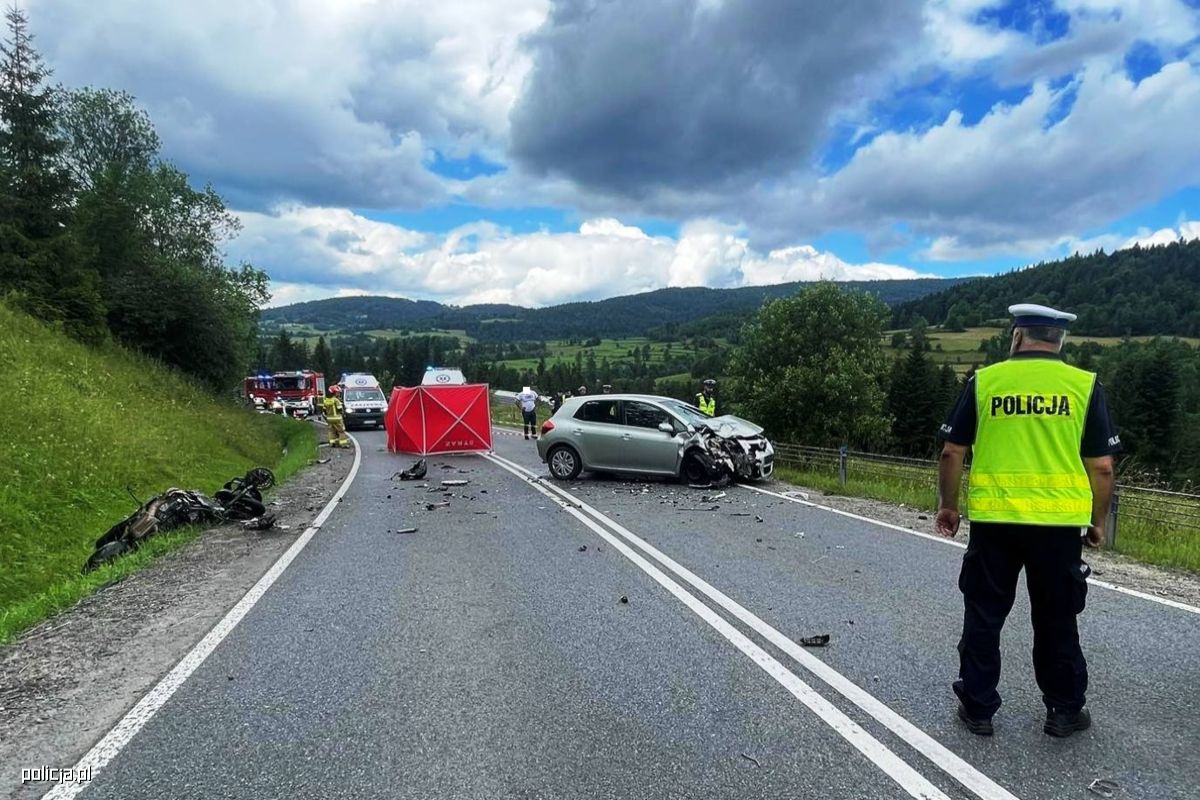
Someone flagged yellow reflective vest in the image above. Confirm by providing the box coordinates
[968,357,1095,526]
[696,393,716,416]
[322,395,343,420]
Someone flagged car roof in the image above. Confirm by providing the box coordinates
[562,393,682,404]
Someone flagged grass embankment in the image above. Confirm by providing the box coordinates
[0,302,318,642]
[775,462,1200,573]
[491,401,552,429]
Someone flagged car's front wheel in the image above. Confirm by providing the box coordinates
[547,445,582,480]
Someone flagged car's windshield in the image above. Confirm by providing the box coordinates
[661,399,709,426]
[345,389,385,402]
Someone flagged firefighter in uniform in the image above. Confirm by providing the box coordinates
[322,385,350,448]
[696,378,717,416]
[936,304,1119,738]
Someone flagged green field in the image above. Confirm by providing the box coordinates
[883,326,1200,373]
[497,336,725,371]
[0,302,318,642]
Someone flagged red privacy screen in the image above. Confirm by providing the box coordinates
[386,383,493,455]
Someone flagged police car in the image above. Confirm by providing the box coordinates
[339,373,388,430]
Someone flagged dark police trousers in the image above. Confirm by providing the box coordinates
[955,522,1091,719]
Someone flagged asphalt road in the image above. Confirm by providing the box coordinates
[53,427,1200,800]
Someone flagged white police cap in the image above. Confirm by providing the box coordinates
[1008,303,1077,329]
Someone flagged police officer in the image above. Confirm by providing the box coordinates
[696,379,717,416]
[936,304,1119,738]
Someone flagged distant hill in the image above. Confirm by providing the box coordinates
[893,239,1200,336]
[264,278,963,342]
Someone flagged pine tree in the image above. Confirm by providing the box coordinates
[0,7,105,340]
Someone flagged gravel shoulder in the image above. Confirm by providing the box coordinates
[0,437,354,800]
[769,479,1200,609]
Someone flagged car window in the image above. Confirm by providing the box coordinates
[574,399,619,424]
[661,399,709,426]
[622,401,670,429]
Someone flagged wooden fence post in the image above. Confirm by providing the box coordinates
[1105,488,1119,549]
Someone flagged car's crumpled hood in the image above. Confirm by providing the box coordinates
[697,415,764,438]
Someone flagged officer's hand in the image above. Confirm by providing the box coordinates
[1085,525,1104,548]
[935,508,961,538]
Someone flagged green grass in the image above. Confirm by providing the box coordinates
[0,302,318,642]
[774,460,1200,573]
[496,336,725,371]
[491,401,552,428]
[882,327,1200,374]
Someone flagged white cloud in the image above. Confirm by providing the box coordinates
[238,208,934,308]
[790,59,1200,256]
[33,0,549,208]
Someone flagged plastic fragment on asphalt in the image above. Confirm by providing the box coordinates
[740,753,761,768]
[578,545,587,552]
[794,531,805,538]
[425,501,450,510]
[701,492,727,502]
[782,490,809,500]
[395,527,418,535]
[619,595,629,604]
[1087,779,1118,798]
[315,458,331,465]
[442,479,469,486]
[799,634,830,647]
[754,515,764,523]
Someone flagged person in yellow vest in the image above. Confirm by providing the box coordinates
[936,304,1119,739]
[322,385,350,448]
[696,378,717,416]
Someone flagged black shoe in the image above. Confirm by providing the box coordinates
[1044,707,1091,738]
[524,434,529,440]
[957,704,994,736]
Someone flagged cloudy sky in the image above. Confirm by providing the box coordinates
[30,0,1200,307]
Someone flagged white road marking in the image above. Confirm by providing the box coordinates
[483,454,952,800]
[487,451,1021,800]
[42,437,364,800]
[744,483,1200,616]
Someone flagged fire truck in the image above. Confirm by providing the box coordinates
[243,371,326,418]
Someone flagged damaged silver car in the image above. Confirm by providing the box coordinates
[535,394,774,484]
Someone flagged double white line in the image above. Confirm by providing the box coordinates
[485,451,1019,800]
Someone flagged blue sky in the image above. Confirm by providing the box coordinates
[31,0,1200,306]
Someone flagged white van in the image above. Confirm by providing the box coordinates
[339,373,388,429]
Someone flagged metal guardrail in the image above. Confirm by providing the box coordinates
[771,443,1200,545]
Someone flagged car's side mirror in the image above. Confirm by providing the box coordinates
[658,421,675,434]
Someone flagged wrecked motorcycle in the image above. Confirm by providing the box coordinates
[83,467,277,573]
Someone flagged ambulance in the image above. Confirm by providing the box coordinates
[338,373,388,429]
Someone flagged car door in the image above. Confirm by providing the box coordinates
[619,400,684,475]
[569,399,624,470]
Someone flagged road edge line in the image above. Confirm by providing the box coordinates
[744,484,1200,616]
[41,435,364,800]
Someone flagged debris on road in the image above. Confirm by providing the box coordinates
[918,514,929,521]
[740,753,761,768]
[619,595,629,604]
[578,545,587,552]
[799,634,830,647]
[794,531,805,538]
[1087,779,1119,798]
[782,490,809,501]
[754,515,764,523]
[425,501,450,510]
[730,512,752,517]
[315,458,331,465]
[442,479,469,487]
[701,492,727,503]
[394,527,418,535]
[395,459,428,481]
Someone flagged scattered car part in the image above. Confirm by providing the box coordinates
[396,459,428,481]
[799,634,831,647]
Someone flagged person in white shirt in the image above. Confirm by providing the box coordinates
[515,386,539,440]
